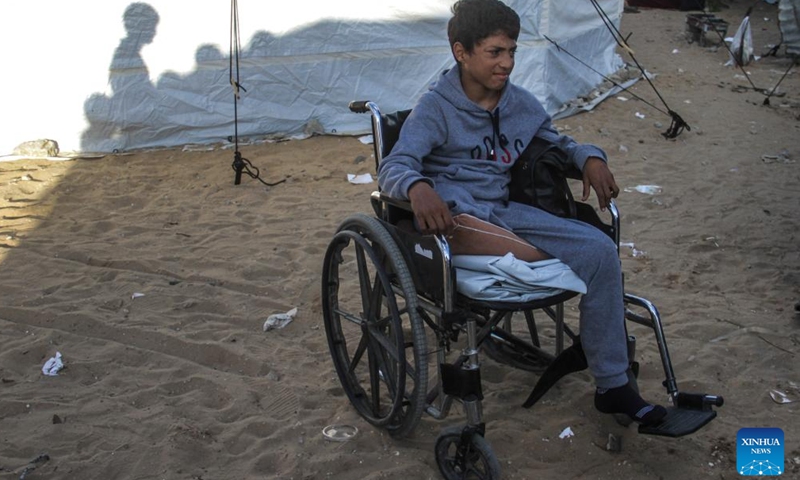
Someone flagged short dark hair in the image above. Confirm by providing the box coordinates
[447,0,520,53]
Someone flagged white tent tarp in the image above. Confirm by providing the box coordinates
[779,0,800,55]
[0,1,623,155]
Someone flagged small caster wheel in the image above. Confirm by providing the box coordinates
[434,425,501,480]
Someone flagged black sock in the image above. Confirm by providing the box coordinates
[594,382,667,426]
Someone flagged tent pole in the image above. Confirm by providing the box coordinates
[231,0,245,185]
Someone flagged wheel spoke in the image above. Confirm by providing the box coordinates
[367,339,382,412]
[348,333,369,374]
[366,324,403,364]
[363,278,403,391]
[366,332,398,399]
[332,307,365,326]
[465,459,489,480]
[373,310,396,329]
[354,243,373,318]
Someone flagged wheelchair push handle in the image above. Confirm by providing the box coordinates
[349,100,371,113]
[349,100,384,165]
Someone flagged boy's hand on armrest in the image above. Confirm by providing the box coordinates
[408,182,456,236]
[582,157,620,211]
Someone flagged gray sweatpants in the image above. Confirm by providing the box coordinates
[457,199,630,389]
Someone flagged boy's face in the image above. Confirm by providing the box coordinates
[454,32,517,98]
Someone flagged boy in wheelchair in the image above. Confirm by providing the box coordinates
[377,0,667,426]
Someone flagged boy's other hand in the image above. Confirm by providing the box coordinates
[582,157,619,211]
[408,182,456,236]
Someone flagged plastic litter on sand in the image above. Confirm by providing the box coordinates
[42,352,64,376]
[263,307,298,331]
[323,424,358,442]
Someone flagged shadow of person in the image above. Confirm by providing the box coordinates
[82,2,160,153]
[154,44,230,145]
[110,2,159,96]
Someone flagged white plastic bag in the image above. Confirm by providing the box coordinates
[42,352,64,376]
[727,14,753,66]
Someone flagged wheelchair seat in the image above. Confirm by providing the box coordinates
[321,100,723,480]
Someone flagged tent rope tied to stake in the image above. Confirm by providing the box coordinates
[229,0,285,187]
[584,0,691,139]
[665,110,690,138]
[544,34,689,139]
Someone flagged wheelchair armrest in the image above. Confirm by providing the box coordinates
[572,198,621,251]
[371,191,415,228]
[369,192,457,311]
[374,191,413,211]
[608,200,620,249]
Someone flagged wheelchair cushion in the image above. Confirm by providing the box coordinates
[452,254,586,303]
[448,213,550,262]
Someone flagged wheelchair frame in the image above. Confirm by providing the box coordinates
[321,100,723,479]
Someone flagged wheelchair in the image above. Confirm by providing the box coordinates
[321,100,723,479]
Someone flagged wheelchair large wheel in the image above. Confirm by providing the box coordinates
[322,213,428,438]
[434,425,501,480]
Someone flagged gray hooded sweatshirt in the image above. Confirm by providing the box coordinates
[377,66,607,216]
[376,66,632,389]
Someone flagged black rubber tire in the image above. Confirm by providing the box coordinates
[435,425,502,480]
[322,213,428,438]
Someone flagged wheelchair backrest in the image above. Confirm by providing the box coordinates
[374,109,411,171]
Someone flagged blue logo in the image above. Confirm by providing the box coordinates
[737,428,784,476]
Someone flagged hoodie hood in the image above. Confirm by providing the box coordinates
[432,66,507,114]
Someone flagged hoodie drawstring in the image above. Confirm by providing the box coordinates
[488,108,509,161]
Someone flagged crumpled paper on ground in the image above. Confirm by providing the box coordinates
[42,352,64,376]
[559,426,574,439]
[347,173,374,184]
[263,308,298,331]
[624,185,662,195]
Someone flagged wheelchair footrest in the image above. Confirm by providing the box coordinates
[638,406,717,437]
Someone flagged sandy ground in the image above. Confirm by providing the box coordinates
[1,2,799,479]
